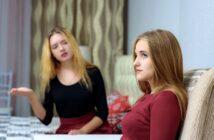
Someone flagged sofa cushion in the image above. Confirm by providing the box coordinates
[108,95,130,114]
[107,91,130,133]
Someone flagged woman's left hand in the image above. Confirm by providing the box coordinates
[68,129,85,135]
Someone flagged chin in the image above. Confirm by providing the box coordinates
[61,57,72,62]
[136,75,144,81]
[137,75,149,82]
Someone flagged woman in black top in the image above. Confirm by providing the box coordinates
[9,26,111,134]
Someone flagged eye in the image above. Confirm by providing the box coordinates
[61,40,67,45]
[51,44,58,49]
[142,53,148,57]
[140,51,148,58]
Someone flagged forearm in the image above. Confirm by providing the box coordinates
[80,116,103,134]
[9,87,47,120]
[28,93,46,120]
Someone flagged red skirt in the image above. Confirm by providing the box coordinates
[56,111,112,134]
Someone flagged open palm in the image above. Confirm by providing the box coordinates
[9,87,33,97]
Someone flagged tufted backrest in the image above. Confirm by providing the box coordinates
[113,55,142,105]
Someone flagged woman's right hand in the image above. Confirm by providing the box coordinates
[8,87,33,98]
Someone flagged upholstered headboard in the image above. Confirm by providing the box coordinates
[113,55,142,105]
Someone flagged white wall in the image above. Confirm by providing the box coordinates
[128,0,214,69]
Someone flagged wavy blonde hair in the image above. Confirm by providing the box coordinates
[40,26,94,94]
[132,29,188,119]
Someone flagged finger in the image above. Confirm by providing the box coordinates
[8,88,17,94]
[9,88,25,96]
[68,130,79,135]
[68,131,75,135]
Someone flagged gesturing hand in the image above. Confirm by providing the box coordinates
[8,87,33,97]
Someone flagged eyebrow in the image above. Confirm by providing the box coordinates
[60,39,66,43]
[140,50,148,53]
[50,39,66,47]
[135,50,149,54]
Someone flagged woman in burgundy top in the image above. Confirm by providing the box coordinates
[121,29,188,140]
[9,27,111,134]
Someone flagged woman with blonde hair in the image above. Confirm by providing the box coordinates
[9,26,112,134]
[121,29,188,140]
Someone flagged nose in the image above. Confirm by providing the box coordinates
[59,44,65,51]
[133,56,140,67]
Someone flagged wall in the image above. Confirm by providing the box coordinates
[0,0,31,116]
[128,0,214,69]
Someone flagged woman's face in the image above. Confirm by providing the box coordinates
[49,33,72,62]
[133,39,155,84]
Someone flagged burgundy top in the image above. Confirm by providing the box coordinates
[121,91,181,140]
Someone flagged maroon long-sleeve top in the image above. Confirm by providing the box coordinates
[121,91,182,140]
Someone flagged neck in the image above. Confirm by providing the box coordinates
[148,80,155,94]
[57,62,80,84]
[149,81,161,94]
[59,61,74,70]
[57,61,76,77]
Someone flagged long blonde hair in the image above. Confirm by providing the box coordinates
[40,26,94,94]
[132,29,188,119]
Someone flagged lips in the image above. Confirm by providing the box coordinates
[135,69,142,74]
[61,52,68,57]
